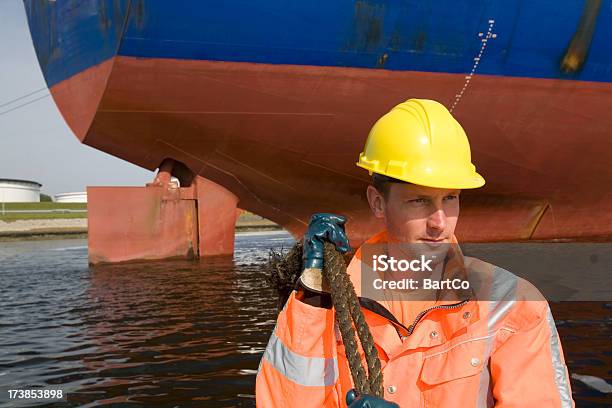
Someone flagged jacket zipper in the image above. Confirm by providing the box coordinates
[358,297,471,339]
[403,298,470,338]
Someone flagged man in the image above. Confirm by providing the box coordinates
[256,99,574,407]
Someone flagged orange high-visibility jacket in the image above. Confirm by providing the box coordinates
[256,232,574,407]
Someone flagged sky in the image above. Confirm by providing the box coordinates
[0,0,154,196]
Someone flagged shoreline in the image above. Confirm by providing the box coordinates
[0,216,283,242]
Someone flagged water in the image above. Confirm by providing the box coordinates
[0,233,610,407]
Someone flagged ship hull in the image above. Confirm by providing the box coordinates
[22,0,612,244]
[51,55,612,243]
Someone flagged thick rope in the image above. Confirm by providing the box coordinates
[323,242,384,397]
[267,242,383,397]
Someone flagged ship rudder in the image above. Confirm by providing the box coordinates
[87,159,237,264]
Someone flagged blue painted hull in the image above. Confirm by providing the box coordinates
[24,0,612,87]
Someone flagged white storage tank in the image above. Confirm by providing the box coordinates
[0,178,42,202]
[54,192,87,203]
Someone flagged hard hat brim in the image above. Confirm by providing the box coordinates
[356,161,485,190]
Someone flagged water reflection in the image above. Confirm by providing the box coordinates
[0,233,290,407]
[73,243,281,406]
[551,302,612,406]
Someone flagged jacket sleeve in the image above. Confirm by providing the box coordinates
[490,302,574,407]
[256,290,342,407]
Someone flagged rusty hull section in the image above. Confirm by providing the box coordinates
[195,177,239,257]
[87,169,238,265]
[54,56,612,255]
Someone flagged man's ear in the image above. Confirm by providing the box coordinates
[366,185,386,219]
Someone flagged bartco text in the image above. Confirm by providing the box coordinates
[371,254,470,291]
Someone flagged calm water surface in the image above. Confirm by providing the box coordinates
[0,233,609,407]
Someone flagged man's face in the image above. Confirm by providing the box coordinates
[366,182,460,245]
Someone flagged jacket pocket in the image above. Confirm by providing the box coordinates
[419,334,493,407]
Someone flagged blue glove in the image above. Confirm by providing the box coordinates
[303,213,351,270]
[346,389,399,408]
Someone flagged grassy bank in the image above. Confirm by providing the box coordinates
[0,202,87,210]
[0,206,282,239]
[0,212,86,221]
[0,202,87,222]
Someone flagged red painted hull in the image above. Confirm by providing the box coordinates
[52,57,612,245]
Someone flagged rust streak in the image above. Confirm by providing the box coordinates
[561,0,602,73]
[528,201,551,239]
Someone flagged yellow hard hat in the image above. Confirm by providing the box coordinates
[356,99,485,189]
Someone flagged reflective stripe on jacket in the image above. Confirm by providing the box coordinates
[256,232,574,407]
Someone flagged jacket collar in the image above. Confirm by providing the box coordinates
[349,231,476,304]
[347,231,481,354]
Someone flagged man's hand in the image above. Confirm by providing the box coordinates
[303,213,351,270]
[346,389,399,408]
[300,213,351,293]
